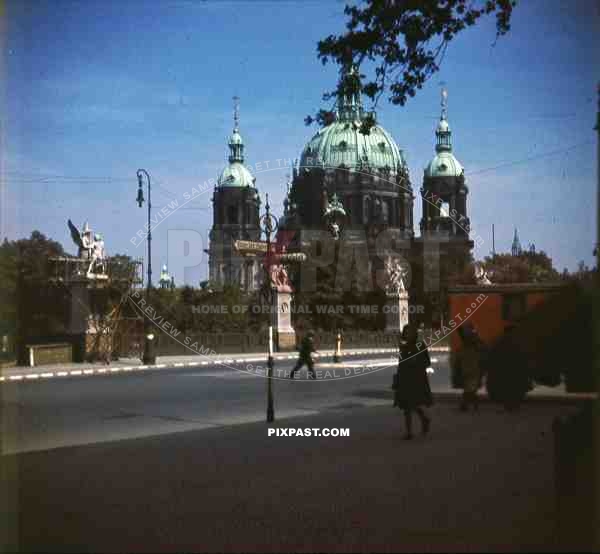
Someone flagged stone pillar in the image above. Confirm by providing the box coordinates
[69,280,90,362]
[273,288,296,351]
[385,289,409,335]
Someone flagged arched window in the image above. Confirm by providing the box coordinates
[363,196,371,224]
[227,205,238,224]
[381,200,389,224]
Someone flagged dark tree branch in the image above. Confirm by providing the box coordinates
[308,0,516,130]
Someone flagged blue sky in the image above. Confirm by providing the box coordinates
[1,0,598,284]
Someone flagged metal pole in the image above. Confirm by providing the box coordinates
[595,84,600,278]
[334,330,341,363]
[137,168,155,365]
[265,194,275,422]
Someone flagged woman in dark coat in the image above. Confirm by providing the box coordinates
[395,324,433,439]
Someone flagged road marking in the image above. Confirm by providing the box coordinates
[0,349,429,384]
[182,371,258,379]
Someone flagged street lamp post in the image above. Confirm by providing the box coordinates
[136,168,156,365]
[260,194,278,423]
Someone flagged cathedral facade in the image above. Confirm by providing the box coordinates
[208,68,473,324]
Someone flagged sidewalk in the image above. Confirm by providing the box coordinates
[0,347,449,383]
[8,400,576,552]
[357,384,598,403]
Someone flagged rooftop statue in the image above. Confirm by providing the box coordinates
[474,263,493,285]
[384,259,408,295]
[323,193,346,240]
[68,219,107,279]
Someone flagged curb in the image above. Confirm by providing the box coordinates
[0,348,449,385]
[355,388,598,404]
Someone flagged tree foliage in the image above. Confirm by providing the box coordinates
[477,250,560,284]
[0,231,69,338]
[308,0,516,127]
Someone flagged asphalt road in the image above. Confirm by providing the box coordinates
[1,353,449,455]
[3,399,575,553]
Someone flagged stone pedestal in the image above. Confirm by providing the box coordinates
[385,290,409,335]
[68,280,112,362]
[69,281,90,334]
[68,281,90,362]
[273,289,296,351]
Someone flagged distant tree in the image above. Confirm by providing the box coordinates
[0,232,70,344]
[560,260,596,282]
[309,0,516,127]
[476,250,560,284]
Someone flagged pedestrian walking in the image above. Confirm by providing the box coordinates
[417,322,426,345]
[457,322,482,412]
[290,330,317,379]
[395,324,432,440]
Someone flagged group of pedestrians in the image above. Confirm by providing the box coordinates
[290,322,485,441]
[393,320,484,439]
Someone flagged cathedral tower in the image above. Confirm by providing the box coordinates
[420,87,470,240]
[415,88,474,325]
[207,97,261,291]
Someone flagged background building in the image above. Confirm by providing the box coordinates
[207,69,474,325]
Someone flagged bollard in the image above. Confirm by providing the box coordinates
[334,331,342,363]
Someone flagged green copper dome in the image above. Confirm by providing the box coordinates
[300,120,406,172]
[424,151,463,178]
[218,161,255,188]
[299,65,406,173]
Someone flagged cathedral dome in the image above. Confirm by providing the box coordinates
[299,120,406,173]
[299,65,406,175]
[218,161,255,188]
[424,151,463,178]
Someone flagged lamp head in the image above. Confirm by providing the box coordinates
[136,183,144,207]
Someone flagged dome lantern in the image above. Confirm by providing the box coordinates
[424,87,464,178]
[218,96,255,188]
[435,87,452,153]
[228,95,244,164]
